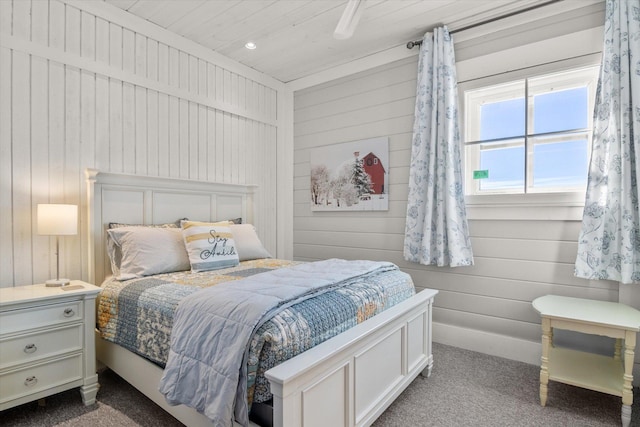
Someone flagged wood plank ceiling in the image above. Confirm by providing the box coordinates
[104,0,600,83]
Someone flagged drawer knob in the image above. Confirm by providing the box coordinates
[24,376,38,387]
[63,308,75,317]
[23,343,37,354]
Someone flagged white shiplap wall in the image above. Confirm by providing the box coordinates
[292,5,618,363]
[0,0,291,288]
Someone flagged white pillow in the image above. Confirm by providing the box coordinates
[230,224,272,261]
[181,221,240,272]
[107,227,190,280]
[106,221,181,277]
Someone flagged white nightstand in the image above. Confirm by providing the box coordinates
[0,281,101,411]
[533,295,640,427]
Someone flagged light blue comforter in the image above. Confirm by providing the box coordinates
[158,259,398,427]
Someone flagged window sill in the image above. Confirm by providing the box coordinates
[465,192,585,221]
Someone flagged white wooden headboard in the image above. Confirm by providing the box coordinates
[86,169,257,286]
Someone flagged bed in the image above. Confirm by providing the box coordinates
[87,169,438,427]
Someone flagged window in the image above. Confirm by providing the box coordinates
[463,66,599,195]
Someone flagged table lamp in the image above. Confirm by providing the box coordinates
[37,204,78,287]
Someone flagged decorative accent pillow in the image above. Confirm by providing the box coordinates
[107,226,190,280]
[106,220,184,278]
[181,221,240,272]
[230,224,272,261]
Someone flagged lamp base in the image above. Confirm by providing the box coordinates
[45,278,71,287]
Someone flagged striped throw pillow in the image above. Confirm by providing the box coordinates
[181,221,240,272]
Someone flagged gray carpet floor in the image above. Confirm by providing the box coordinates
[2,342,636,426]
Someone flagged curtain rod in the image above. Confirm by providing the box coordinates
[406,0,562,49]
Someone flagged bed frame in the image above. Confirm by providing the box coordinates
[87,169,438,427]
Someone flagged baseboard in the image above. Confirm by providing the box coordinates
[433,322,541,366]
[433,321,640,385]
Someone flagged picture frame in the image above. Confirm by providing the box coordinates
[310,137,389,211]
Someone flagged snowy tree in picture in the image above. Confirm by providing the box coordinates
[310,164,331,205]
[332,163,359,207]
[351,151,373,198]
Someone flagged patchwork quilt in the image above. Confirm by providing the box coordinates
[97,258,415,411]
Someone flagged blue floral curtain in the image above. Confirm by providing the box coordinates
[404,27,473,267]
[575,0,640,284]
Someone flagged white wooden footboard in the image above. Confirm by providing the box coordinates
[266,288,438,427]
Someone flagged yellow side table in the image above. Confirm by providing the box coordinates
[533,295,640,427]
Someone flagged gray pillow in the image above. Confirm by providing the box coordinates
[106,220,182,278]
[107,227,190,280]
[230,224,272,261]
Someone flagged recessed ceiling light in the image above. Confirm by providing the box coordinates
[245,42,257,50]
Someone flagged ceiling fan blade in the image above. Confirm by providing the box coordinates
[333,0,365,40]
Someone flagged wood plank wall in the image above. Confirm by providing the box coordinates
[0,0,285,287]
[292,18,617,359]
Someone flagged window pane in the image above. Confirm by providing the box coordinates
[532,139,588,189]
[533,87,588,133]
[480,98,525,140]
[478,142,525,191]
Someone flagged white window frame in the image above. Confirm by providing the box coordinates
[459,57,601,220]
[464,66,598,195]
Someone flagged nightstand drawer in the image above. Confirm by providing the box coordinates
[0,300,83,335]
[0,353,83,405]
[0,324,83,369]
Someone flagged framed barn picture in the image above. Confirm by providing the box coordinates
[310,136,389,211]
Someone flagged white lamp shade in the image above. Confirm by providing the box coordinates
[37,204,78,236]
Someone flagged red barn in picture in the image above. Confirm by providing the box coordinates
[362,152,386,194]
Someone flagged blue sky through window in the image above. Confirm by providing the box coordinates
[533,140,588,187]
[480,98,524,140]
[480,144,524,190]
[478,86,589,191]
[534,88,588,133]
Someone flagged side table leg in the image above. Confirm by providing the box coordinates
[621,331,636,427]
[622,405,631,427]
[615,338,622,361]
[540,318,551,407]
